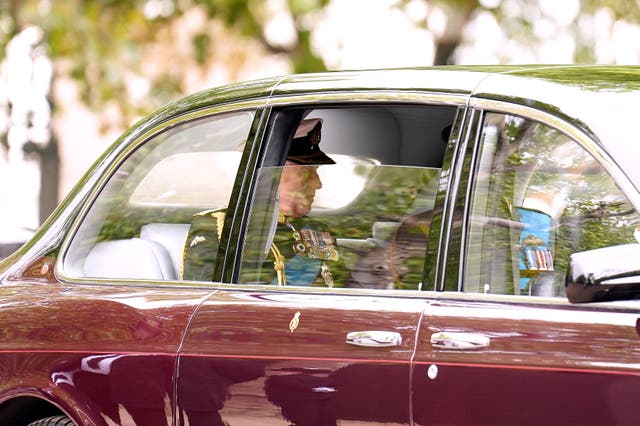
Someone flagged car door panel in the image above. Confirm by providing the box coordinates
[0,272,211,425]
[177,290,424,425]
[412,298,640,425]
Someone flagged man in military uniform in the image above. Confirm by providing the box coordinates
[269,118,338,287]
[183,118,339,286]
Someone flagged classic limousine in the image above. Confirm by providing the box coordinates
[3,65,640,425]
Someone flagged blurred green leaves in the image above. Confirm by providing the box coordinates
[0,0,328,125]
[2,0,639,126]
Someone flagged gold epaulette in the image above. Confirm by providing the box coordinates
[211,210,226,240]
[190,208,226,240]
[181,208,227,279]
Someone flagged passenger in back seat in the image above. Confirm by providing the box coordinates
[182,118,340,285]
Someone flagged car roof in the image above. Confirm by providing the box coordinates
[160,65,546,112]
[164,65,640,118]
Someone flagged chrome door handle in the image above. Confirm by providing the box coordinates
[346,331,402,347]
[430,332,490,350]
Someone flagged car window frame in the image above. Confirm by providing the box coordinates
[227,91,469,295]
[56,101,267,287]
[447,97,640,303]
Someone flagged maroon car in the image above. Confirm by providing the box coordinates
[3,66,640,425]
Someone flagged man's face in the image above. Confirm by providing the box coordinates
[279,160,323,218]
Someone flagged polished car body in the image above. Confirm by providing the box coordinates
[2,65,640,425]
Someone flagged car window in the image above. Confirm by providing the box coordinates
[464,112,640,297]
[63,110,255,282]
[239,105,458,290]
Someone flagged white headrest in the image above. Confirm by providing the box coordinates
[140,223,190,276]
[84,238,176,280]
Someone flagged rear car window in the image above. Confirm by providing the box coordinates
[238,104,458,290]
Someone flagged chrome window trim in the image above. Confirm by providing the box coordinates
[431,290,640,312]
[56,99,265,286]
[454,110,484,293]
[42,272,640,311]
[423,108,468,291]
[436,108,480,292]
[266,91,468,107]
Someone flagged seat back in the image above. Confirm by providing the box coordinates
[140,223,190,276]
[83,238,177,280]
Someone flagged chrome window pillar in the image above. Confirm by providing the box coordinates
[432,108,482,292]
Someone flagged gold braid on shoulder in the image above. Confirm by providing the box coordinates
[210,211,226,240]
[270,243,286,286]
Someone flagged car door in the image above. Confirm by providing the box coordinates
[412,106,640,425]
[176,97,465,425]
[35,106,264,424]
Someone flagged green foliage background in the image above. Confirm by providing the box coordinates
[2,0,638,122]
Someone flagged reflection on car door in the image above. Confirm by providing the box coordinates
[412,299,640,425]
[0,270,212,424]
[177,291,424,425]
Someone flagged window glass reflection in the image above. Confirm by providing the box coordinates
[465,112,640,297]
[240,163,441,289]
[239,105,458,290]
[64,111,254,281]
